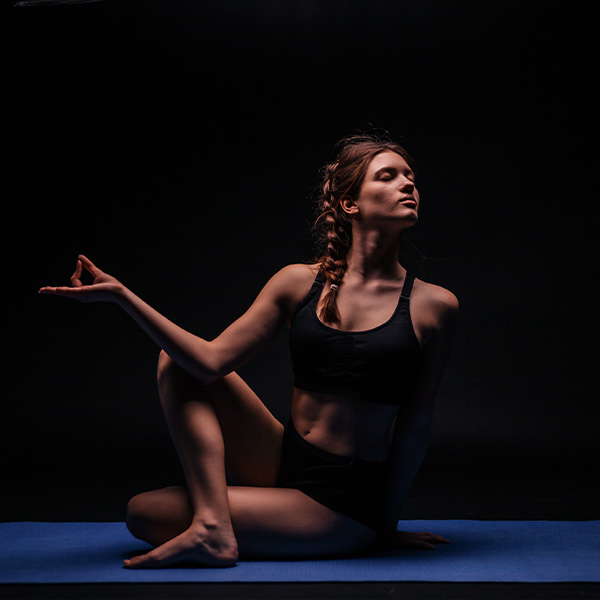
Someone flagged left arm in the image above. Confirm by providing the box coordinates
[380,287,459,546]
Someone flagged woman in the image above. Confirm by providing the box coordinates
[39,134,458,568]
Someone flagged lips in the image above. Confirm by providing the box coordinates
[399,197,417,207]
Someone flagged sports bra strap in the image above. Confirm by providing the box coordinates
[400,272,415,299]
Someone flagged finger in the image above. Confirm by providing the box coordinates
[38,285,89,300]
[412,540,435,550]
[70,259,83,287]
[426,533,450,544]
[419,532,450,542]
[78,255,102,278]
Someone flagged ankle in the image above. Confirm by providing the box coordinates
[191,514,233,534]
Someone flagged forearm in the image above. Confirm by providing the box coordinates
[116,286,218,383]
[380,428,431,539]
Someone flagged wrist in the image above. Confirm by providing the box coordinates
[112,283,133,306]
[375,515,398,540]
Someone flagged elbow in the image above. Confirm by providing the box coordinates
[201,345,233,384]
[202,365,225,386]
[392,421,432,449]
[157,349,221,388]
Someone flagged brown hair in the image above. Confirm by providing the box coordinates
[311,132,418,325]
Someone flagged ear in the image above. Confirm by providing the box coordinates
[340,195,359,216]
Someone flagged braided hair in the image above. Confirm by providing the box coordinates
[311,133,417,325]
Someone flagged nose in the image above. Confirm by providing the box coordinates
[399,177,415,193]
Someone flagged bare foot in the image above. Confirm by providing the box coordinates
[123,522,239,569]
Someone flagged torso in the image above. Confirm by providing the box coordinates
[291,390,399,460]
[282,262,450,461]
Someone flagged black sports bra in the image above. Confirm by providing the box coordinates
[288,269,423,405]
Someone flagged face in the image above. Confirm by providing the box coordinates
[345,151,419,229]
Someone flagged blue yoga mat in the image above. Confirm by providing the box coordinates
[1,520,599,583]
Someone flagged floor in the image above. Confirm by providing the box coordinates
[2,443,598,599]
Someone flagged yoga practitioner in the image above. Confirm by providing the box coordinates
[39,133,458,568]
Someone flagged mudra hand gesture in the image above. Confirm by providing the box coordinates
[39,255,124,303]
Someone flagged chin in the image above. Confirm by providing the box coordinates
[395,220,417,236]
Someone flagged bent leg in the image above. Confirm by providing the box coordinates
[126,485,376,564]
[124,352,285,568]
[156,350,284,487]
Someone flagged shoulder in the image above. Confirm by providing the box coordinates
[411,276,459,333]
[414,278,459,313]
[268,263,320,292]
[261,263,320,314]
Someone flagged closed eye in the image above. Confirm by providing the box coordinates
[374,165,416,184]
[376,168,396,181]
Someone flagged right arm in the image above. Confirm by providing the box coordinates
[39,255,312,384]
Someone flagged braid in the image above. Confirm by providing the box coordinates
[315,172,351,324]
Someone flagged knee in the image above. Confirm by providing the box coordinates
[156,350,194,395]
[157,350,221,401]
[125,493,153,541]
[126,487,193,546]
[157,350,178,387]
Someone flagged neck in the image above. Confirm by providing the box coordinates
[345,229,403,282]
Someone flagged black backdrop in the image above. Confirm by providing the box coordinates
[4,0,598,522]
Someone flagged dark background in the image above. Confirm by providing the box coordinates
[3,0,598,523]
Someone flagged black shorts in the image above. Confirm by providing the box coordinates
[276,418,389,532]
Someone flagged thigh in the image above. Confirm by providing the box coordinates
[228,485,377,558]
[129,485,376,558]
[158,352,284,486]
[208,373,284,486]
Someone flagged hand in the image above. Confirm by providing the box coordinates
[39,255,125,303]
[383,530,450,550]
